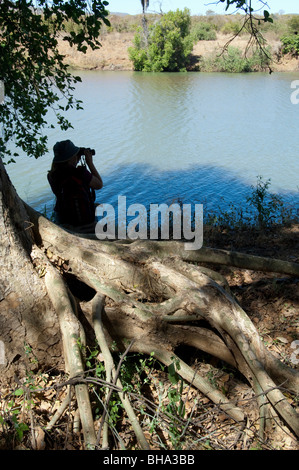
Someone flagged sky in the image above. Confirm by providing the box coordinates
[105,0,299,16]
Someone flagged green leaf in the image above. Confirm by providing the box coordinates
[0,0,110,159]
[168,362,179,385]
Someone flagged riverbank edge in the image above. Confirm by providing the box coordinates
[58,32,299,73]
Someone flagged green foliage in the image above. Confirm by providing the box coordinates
[250,46,273,70]
[205,176,296,230]
[221,20,243,35]
[0,343,47,447]
[164,357,186,449]
[83,347,191,449]
[191,22,216,41]
[120,350,159,395]
[246,176,285,228]
[2,384,30,443]
[201,46,272,73]
[217,47,254,72]
[287,15,299,34]
[128,8,194,72]
[0,0,110,162]
[281,34,299,56]
[128,28,149,71]
[279,13,299,55]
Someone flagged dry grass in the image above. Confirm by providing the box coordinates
[57,13,299,72]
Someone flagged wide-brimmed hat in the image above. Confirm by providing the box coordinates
[53,140,80,163]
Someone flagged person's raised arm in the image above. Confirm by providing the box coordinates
[85,150,103,190]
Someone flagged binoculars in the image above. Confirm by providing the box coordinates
[78,147,96,157]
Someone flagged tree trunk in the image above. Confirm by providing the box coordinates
[1,158,299,448]
[0,158,62,381]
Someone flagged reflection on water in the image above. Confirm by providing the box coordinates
[6,71,299,216]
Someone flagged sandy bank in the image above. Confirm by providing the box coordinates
[59,32,134,71]
[58,32,299,73]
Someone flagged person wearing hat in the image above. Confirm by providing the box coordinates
[48,140,103,231]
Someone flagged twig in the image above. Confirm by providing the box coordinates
[46,386,74,431]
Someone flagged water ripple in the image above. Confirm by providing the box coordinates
[6,71,299,217]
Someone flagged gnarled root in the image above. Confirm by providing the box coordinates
[27,206,299,444]
[44,265,97,449]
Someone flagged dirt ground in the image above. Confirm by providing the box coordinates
[58,31,299,72]
[0,223,298,450]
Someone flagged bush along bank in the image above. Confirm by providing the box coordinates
[128,8,273,73]
[195,45,273,73]
[203,176,298,231]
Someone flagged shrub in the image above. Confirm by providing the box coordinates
[128,8,194,72]
[250,46,272,71]
[221,20,243,36]
[287,15,299,34]
[246,176,286,228]
[205,176,297,230]
[217,47,253,72]
[191,22,216,41]
[127,28,149,71]
[200,46,272,73]
[281,34,299,56]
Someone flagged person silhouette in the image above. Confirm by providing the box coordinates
[48,139,103,232]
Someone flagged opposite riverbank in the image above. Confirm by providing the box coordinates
[58,30,299,72]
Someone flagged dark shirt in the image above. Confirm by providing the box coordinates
[48,165,94,226]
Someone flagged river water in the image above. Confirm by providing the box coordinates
[6,70,299,220]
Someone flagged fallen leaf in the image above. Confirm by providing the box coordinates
[276,336,288,344]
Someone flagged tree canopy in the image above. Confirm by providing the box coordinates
[0,0,110,163]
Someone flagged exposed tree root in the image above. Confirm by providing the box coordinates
[44,265,97,448]
[22,205,299,447]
